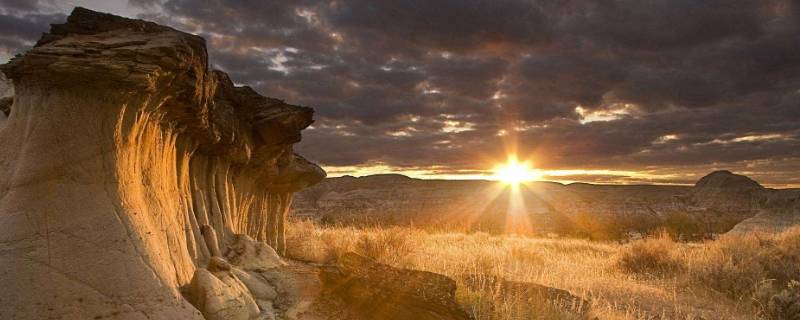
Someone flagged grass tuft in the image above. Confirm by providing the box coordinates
[615,232,685,277]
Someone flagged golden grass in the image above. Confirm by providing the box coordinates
[286,219,800,319]
[616,232,685,277]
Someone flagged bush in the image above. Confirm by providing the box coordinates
[284,219,330,263]
[286,220,419,266]
[616,233,684,277]
[766,280,800,320]
[664,212,704,239]
[687,227,800,303]
[689,234,768,300]
[768,227,800,285]
[354,227,417,266]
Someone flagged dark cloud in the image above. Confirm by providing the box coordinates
[0,0,43,13]
[508,54,628,111]
[1,0,799,185]
[612,68,725,110]
[326,0,552,55]
[0,11,66,57]
[426,56,508,100]
[563,0,766,50]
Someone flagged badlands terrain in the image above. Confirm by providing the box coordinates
[293,171,800,239]
[287,171,800,319]
[2,6,800,320]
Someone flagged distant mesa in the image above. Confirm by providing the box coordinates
[693,170,763,190]
[351,173,413,181]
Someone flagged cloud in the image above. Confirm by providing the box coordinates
[0,11,66,58]
[561,0,766,50]
[1,0,799,185]
[0,0,44,14]
[325,0,552,55]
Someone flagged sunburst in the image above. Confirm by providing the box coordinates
[492,156,541,187]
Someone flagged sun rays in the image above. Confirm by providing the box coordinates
[462,155,545,235]
[492,155,541,188]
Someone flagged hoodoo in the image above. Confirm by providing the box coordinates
[0,7,324,320]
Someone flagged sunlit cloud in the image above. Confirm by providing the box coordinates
[441,120,475,133]
[653,134,680,144]
[575,104,640,124]
[731,134,788,143]
[697,133,793,146]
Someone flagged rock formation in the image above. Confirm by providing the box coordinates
[0,7,324,320]
[692,170,800,234]
[293,171,797,237]
[460,274,591,316]
[686,170,768,215]
[728,191,800,234]
[319,253,470,320]
[0,72,11,118]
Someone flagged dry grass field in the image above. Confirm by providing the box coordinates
[286,219,800,320]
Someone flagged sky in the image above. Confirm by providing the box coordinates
[1,0,799,187]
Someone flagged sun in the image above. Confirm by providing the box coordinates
[492,156,541,186]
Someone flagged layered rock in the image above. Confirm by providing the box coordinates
[728,191,800,234]
[0,7,323,320]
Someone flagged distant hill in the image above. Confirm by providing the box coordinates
[292,171,800,239]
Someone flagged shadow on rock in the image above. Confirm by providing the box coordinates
[460,274,592,318]
[320,252,471,320]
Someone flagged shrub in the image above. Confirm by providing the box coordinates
[664,212,704,239]
[616,233,685,277]
[768,227,800,285]
[766,280,800,320]
[354,227,417,266]
[284,219,329,263]
[686,227,800,303]
[689,234,768,300]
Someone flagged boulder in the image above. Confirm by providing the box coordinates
[184,265,261,320]
[226,234,287,271]
[320,252,471,320]
[232,268,278,301]
[460,274,591,315]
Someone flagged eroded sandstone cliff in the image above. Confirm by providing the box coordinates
[0,8,324,319]
[0,72,11,118]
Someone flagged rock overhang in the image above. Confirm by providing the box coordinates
[1,6,325,188]
[0,7,326,319]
